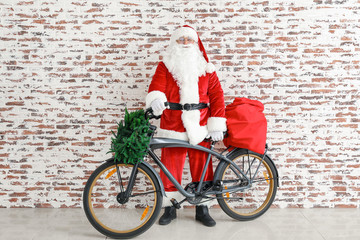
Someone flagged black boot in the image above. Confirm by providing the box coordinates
[196,205,216,227]
[159,206,177,225]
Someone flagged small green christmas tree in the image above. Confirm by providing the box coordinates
[108,108,153,164]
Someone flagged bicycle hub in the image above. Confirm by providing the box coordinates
[116,192,128,204]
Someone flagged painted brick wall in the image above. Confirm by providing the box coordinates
[1,0,359,208]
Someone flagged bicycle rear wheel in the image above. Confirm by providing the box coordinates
[83,161,162,239]
[216,150,277,221]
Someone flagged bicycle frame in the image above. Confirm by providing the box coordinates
[84,107,279,239]
[147,137,252,199]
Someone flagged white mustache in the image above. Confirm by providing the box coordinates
[178,44,195,49]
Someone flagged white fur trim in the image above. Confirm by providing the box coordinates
[158,126,207,145]
[157,128,189,141]
[182,110,208,145]
[206,62,216,73]
[163,191,183,207]
[170,27,198,44]
[177,77,199,104]
[207,117,227,132]
[145,91,167,108]
[145,91,167,116]
[166,55,208,145]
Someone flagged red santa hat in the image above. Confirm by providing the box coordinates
[170,25,215,73]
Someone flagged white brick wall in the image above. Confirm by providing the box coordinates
[0,0,359,208]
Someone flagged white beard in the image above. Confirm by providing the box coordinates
[163,44,207,104]
[162,43,209,145]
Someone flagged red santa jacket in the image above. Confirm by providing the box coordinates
[146,61,227,145]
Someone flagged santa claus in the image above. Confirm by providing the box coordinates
[145,25,227,227]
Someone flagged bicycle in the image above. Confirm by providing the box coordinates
[83,106,279,239]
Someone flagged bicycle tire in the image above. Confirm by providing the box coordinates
[83,161,163,239]
[216,150,278,221]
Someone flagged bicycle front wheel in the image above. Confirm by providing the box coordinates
[216,150,278,221]
[83,161,163,239]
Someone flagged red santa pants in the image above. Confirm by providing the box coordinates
[160,141,214,192]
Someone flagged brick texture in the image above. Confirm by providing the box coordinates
[1,0,359,208]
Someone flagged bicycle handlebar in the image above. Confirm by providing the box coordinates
[145,107,160,120]
[145,102,169,120]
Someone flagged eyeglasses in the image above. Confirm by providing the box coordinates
[176,37,196,45]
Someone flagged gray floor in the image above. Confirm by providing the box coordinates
[0,208,359,240]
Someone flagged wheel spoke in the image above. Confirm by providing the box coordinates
[217,153,277,220]
[83,162,162,238]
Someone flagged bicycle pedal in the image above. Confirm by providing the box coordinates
[170,198,181,209]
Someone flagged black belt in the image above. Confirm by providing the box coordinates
[166,102,208,111]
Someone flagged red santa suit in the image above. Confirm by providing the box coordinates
[145,26,227,194]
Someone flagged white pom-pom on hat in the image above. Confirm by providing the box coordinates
[206,62,216,73]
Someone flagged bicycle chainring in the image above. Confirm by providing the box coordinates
[184,182,212,205]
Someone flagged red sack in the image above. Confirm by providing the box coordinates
[223,98,267,154]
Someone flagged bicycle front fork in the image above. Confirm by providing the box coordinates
[115,161,139,204]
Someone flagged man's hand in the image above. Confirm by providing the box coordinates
[207,131,224,141]
[151,99,166,115]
